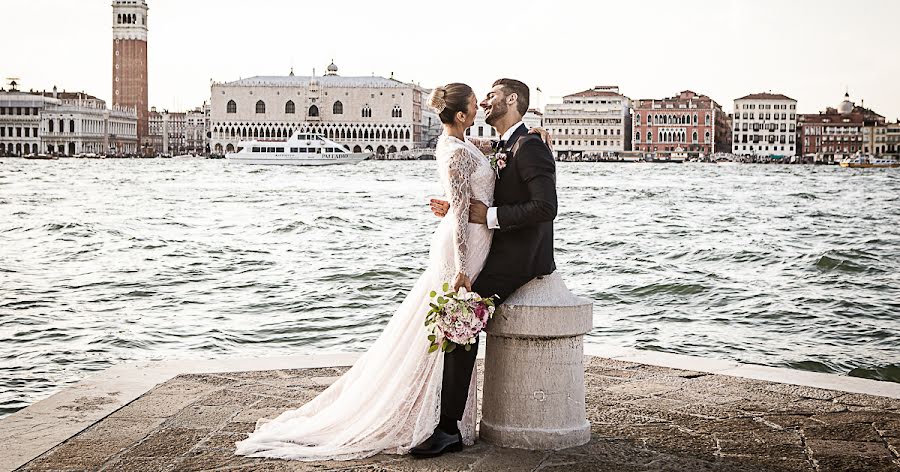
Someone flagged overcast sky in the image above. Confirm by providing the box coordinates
[2,0,898,119]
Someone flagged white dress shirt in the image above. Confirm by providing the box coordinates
[486,121,526,229]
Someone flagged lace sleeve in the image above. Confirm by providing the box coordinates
[466,137,494,155]
[447,147,476,276]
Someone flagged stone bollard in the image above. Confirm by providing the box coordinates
[479,272,594,450]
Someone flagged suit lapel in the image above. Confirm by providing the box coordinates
[503,124,529,153]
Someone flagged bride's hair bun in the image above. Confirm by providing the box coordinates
[428,87,447,113]
[430,83,473,124]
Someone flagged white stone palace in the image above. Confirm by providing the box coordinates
[1,81,138,157]
[209,63,429,156]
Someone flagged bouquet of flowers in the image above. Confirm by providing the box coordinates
[425,283,496,353]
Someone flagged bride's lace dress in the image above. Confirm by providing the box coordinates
[234,134,495,461]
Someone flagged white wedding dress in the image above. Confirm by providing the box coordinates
[234,134,496,461]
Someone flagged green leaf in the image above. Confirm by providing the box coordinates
[429,290,437,298]
[427,334,435,342]
[446,343,457,353]
[428,343,439,353]
[464,344,472,352]
[442,282,450,292]
[437,297,447,305]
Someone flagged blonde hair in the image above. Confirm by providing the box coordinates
[428,83,473,124]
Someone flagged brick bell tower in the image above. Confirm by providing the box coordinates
[112,0,149,155]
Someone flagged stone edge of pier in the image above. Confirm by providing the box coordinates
[2,346,898,472]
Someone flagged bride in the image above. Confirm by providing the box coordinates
[235,83,547,461]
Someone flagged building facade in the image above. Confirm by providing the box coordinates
[112,0,149,154]
[732,93,798,158]
[798,93,885,161]
[43,89,138,156]
[0,82,137,156]
[185,103,209,154]
[148,108,186,155]
[631,90,728,155]
[543,86,630,158]
[0,82,53,156]
[209,63,428,155]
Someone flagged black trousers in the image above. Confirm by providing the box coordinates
[439,270,536,421]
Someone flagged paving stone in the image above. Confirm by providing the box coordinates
[814,455,900,472]
[19,438,123,471]
[803,423,882,442]
[165,403,242,429]
[806,438,893,458]
[835,394,900,411]
[232,406,294,424]
[125,427,211,457]
[469,447,548,471]
[194,387,262,407]
[103,455,181,472]
[108,390,200,419]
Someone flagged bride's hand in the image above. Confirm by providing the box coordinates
[452,272,472,292]
[529,127,553,151]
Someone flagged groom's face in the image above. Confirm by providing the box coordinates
[481,85,510,127]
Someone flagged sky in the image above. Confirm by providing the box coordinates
[1,0,899,119]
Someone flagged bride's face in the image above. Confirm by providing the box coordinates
[461,94,477,128]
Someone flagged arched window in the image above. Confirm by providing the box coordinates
[692,131,698,142]
[70,120,75,133]
[285,101,295,114]
[647,114,652,125]
[705,131,711,142]
[705,114,711,125]
[693,113,698,125]
[634,132,640,142]
[361,106,371,118]
[49,120,54,133]
[308,105,319,117]
[227,100,236,113]
[255,100,266,114]
[647,131,652,141]
[333,101,344,115]
[635,113,640,124]
[392,106,402,118]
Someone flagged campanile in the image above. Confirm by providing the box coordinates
[112,0,149,154]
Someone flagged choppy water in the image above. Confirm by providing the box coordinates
[1,158,899,418]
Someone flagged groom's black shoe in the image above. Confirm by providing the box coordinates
[409,428,463,458]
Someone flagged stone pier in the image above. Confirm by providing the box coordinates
[2,349,900,471]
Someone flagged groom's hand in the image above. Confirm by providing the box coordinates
[468,199,487,224]
[430,198,449,218]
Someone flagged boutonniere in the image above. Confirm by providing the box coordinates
[490,152,507,178]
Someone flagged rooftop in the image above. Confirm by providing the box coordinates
[736,92,796,102]
[219,75,413,89]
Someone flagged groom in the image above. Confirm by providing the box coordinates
[411,78,557,457]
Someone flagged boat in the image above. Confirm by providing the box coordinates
[226,132,371,166]
[23,153,58,160]
[839,153,900,169]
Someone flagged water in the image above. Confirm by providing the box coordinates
[1,158,899,418]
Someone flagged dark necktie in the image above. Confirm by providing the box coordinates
[492,140,506,152]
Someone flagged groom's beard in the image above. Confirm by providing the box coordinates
[485,102,508,127]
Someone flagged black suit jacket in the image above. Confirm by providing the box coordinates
[481,124,557,281]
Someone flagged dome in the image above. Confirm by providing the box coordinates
[838,91,853,115]
[326,61,338,76]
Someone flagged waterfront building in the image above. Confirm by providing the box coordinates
[148,107,186,155]
[41,88,138,156]
[185,103,210,154]
[209,63,429,156]
[0,82,137,157]
[543,86,630,159]
[798,92,885,162]
[112,0,150,154]
[631,90,728,155]
[732,93,798,158]
[0,82,55,156]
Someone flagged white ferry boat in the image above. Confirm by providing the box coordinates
[226,132,370,166]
